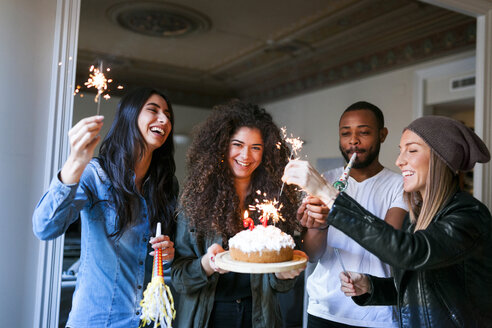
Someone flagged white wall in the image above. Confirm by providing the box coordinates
[0,0,57,326]
[426,72,475,105]
[72,95,210,184]
[264,51,475,172]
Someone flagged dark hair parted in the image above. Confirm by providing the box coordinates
[343,101,385,129]
[180,100,300,240]
[98,87,177,238]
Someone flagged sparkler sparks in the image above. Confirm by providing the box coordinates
[278,127,304,200]
[85,65,108,101]
[250,193,285,226]
[285,136,304,156]
[281,127,304,157]
[81,62,113,115]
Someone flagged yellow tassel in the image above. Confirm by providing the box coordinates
[139,223,175,327]
[139,276,175,327]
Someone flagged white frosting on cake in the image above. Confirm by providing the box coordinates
[229,225,295,253]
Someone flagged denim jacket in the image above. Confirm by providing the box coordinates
[33,159,173,328]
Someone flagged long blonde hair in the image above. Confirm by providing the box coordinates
[404,151,458,231]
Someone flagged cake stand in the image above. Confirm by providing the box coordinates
[215,251,307,274]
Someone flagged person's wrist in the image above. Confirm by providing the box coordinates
[202,254,218,276]
[309,223,329,230]
[365,274,373,294]
[60,158,86,184]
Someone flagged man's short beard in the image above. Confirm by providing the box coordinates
[339,140,381,169]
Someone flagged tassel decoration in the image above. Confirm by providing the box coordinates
[140,223,176,327]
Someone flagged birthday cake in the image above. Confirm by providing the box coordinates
[229,225,295,263]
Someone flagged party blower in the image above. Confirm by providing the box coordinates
[140,222,175,328]
[332,152,357,277]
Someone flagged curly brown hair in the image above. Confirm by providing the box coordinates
[180,100,300,242]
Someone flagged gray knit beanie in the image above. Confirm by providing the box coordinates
[405,116,490,172]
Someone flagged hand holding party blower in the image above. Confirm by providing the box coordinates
[140,223,176,328]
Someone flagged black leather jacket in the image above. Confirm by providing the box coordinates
[328,191,492,327]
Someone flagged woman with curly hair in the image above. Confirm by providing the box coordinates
[171,100,306,328]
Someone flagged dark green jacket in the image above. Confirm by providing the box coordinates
[171,213,296,328]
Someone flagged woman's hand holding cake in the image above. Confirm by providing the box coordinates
[275,250,308,280]
[201,243,229,276]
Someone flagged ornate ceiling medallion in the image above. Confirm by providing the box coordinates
[107,1,211,38]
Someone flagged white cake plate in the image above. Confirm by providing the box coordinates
[215,251,307,274]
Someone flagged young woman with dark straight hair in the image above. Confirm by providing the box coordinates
[33,87,178,328]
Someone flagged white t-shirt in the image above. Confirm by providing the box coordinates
[307,167,407,328]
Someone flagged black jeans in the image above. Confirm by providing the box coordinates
[307,314,366,328]
[209,297,253,328]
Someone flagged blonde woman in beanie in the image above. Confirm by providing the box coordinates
[282,116,492,327]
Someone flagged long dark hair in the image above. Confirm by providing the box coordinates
[180,100,299,240]
[99,87,177,238]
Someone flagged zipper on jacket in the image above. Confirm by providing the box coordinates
[431,277,462,327]
[397,287,403,327]
[417,274,433,328]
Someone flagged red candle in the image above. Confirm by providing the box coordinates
[260,215,268,227]
[243,211,254,230]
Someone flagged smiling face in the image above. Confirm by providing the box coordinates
[137,93,172,153]
[396,130,431,197]
[338,109,387,169]
[227,127,264,184]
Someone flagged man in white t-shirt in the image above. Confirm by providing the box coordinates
[298,101,407,328]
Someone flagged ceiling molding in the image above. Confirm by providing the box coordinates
[241,21,475,103]
[77,0,476,107]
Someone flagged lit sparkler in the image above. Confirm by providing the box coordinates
[84,61,112,115]
[278,127,304,200]
[281,127,304,158]
[250,193,285,226]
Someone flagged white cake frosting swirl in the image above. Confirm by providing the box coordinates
[229,225,295,253]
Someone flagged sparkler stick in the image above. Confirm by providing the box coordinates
[334,248,350,277]
[96,62,102,115]
[278,127,304,200]
[246,129,303,229]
